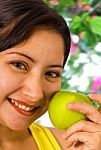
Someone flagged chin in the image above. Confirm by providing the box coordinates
[4,120,31,131]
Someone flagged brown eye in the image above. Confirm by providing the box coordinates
[10,61,28,71]
[46,72,57,78]
[45,71,61,80]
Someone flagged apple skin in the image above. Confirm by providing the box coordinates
[48,91,93,130]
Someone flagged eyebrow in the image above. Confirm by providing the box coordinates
[6,52,34,63]
[48,64,63,68]
[7,52,63,68]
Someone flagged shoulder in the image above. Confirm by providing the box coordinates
[48,127,68,150]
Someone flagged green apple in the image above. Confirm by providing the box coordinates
[48,91,93,130]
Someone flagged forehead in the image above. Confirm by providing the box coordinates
[1,29,64,66]
[20,29,64,57]
[24,29,64,50]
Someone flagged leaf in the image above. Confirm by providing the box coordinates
[82,0,91,5]
[89,17,101,35]
[70,15,90,34]
[59,0,76,7]
[82,31,97,46]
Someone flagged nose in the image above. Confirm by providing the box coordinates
[21,73,44,103]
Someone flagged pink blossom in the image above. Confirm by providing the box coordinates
[82,5,91,11]
[90,15,96,18]
[91,77,101,92]
[70,41,78,55]
[49,0,59,5]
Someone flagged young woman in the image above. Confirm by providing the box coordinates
[0,0,101,149]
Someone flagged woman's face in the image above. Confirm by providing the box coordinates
[0,29,64,130]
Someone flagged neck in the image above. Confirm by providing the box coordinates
[0,124,29,142]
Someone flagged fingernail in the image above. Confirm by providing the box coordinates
[88,93,94,97]
[68,103,73,109]
[88,94,93,100]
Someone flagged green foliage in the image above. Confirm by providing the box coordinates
[89,17,101,35]
[45,0,101,93]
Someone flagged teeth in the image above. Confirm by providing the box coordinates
[11,99,14,103]
[18,104,22,109]
[15,102,19,106]
[11,99,34,111]
[21,105,26,110]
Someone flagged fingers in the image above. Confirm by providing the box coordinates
[67,102,101,124]
[65,131,89,147]
[62,94,101,149]
[88,94,101,105]
[65,131,99,148]
[62,120,101,139]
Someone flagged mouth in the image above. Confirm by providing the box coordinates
[7,98,40,116]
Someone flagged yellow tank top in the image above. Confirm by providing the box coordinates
[29,123,62,150]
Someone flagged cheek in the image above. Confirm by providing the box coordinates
[0,71,23,98]
[44,80,61,101]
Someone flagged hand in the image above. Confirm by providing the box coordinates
[62,94,101,150]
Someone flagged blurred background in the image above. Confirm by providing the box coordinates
[37,0,101,126]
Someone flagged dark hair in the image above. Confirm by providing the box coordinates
[0,0,71,65]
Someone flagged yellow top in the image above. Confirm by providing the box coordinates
[29,123,62,150]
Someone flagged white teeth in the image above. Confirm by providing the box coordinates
[18,104,22,109]
[21,105,26,110]
[11,99,14,104]
[11,99,34,111]
[25,107,32,111]
[15,102,19,106]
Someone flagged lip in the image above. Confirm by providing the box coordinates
[7,98,40,116]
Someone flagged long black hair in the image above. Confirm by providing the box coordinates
[0,0,71,65]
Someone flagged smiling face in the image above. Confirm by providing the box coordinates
[0,29,64,130]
